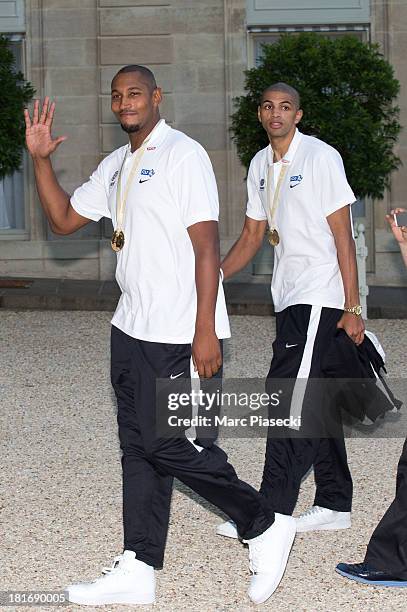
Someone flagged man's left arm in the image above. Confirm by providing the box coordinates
[327,206,365,345]
[188,220,222,378]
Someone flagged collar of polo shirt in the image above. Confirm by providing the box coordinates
[267,128,303,166]
[126,118,169,156]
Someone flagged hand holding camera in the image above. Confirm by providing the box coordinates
[386,208,407,244]
[386,208,407,268]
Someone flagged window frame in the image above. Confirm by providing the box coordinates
[0,32,30,240]
[247,23,370,67]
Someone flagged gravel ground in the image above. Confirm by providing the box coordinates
[0,312,406,612]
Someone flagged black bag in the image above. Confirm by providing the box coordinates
[321,330,402,423]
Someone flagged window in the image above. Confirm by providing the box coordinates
[249,25,369,67]
[246,0,370,28]
[0,35,27,233]
[1,0,27,234]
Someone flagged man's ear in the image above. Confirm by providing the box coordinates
[257,106,262,122]
[295,109,303,124]
[152,87,162,107]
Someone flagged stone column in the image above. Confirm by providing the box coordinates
[371,0,407,285]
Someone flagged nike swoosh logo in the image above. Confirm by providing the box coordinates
[285,343,298,348]
[170,372,185,379]
[289,183,300,188]
[139,179,150,183]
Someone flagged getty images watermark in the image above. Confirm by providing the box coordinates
[155,381,303,437]
[156,376,406,439]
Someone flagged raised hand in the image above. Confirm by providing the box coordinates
[24,97,67,159]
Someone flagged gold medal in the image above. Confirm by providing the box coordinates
[111,229,125,252]
[110,129,154,252]
[267,228,280,246]
[267,159,289,249]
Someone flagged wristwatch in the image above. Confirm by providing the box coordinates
[344,305,363,316]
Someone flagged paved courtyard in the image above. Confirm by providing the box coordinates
[0,311,406,611]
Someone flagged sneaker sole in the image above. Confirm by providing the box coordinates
[296,520,351,533]
[66,592,156,605]
[248,521,296,604]
[216,527,239,539]
[335,568,407,587]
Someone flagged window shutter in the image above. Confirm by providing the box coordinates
[0,0,25,33]
[247,0,370,27]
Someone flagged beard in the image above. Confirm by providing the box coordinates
[120,122,141,134]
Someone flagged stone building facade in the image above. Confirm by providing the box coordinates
[0,0,406,287]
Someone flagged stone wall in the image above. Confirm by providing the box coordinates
[0,0,102,279]
[0,0,235,280]
[0,0,406,287]
[370,0,407,286]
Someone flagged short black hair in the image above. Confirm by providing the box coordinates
[260,82,301,109]
[112,65,157,91]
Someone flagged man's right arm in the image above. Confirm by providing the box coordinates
[221,216,267,280]
[32,156,90,235]
[25,98,90,235]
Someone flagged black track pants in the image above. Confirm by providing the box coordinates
[111,325,273,569]
[259,305,353,515]
[364,439,407,578]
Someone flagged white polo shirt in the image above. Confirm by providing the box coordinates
[246,129,356,312]
[71,119,230,343]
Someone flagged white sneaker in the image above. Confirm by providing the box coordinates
[66,550,155,605]
[296,505,351,533]
[245,513,296,604]
[216,520,239,539]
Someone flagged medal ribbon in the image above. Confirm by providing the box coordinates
[267,160,289,231]
[115,135,151,231]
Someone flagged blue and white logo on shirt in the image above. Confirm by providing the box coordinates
[289,174,303,188]
[260,178,265,191]
[141,168,155,178]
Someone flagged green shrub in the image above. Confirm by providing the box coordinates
[231,33,401,199]
[0,35,35,180]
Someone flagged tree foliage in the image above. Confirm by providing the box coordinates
[231,33,401,199]
[0,35,35,180]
